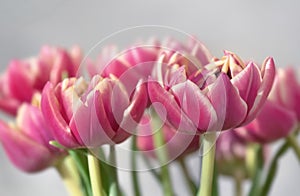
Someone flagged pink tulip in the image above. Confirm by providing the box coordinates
[0,45,82,115]
[268,67,300,120]
[148,51,275,133]
[41,75,148,148]
[0,103,65,172]
[235,100,297,143]
[136,115,200,160]
[87,37,212,80]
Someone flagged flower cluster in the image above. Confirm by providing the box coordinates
[0,37,299,196]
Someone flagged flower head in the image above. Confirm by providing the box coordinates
[148,51,275,133]
[41,75,148,148]
[0,101,65,172]
[0,46,82,115]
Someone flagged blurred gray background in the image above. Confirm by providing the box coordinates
[0,1,299,195]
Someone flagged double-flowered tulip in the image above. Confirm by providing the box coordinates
[41,75,148,148]
[88,37,212,82]
[0,101,65,172]
[148,51,275,134]
[235,67,298,143]
[0,45,82,115]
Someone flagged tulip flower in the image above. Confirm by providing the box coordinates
[0,102,65,172]
[0,45,82,115]
[87,37,212,83]
[148,51,275,133]
[268,67,300,120]
[236,100,297,143]
[41,75,148,148]
[235,67,299,143]
[136,115,200,160]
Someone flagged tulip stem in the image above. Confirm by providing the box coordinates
[260,141,289,196]
[234,173,243,196]
[68,150,93,196]
[248,144,263,196]
[131,136,142,196]
[197,132,217,196]
[56,156,85,196]
[87,153,103,196]
[141,154,162,181]
[178,159,197,195]
[154,130,174,196]
[286,134,300,161]
[109,145,122,195]
[152,121,174,196]
[212,161,219,196]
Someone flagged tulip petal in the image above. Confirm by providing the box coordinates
[236,101,297,143]
[113,81,148,143]
[207,73,247,130]
[41,82,79,148]
[231,62,261,111]
[70,90,116,147]
[148,80,196,133]
[16,104,53,149]
[270,68,300,120]
[171,80,217,133]
[245,57,275,124]
[0,122,53,172]
[7,60,34,101]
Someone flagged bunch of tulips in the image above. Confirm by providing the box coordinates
[0,37,299,196]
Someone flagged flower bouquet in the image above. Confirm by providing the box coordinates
[0,30,299,196]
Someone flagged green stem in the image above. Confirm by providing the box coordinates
[88,153,103,196]
[141,154,161,181]
[56,156,85,196]
[212,161,219,196]
[197,133,217,196]
[260,141,289,196]
[286,134,300,161]
[69,150,93,196]
[178,159,197,195]
[234,174,242,196]
[131,136,142,196]
[109,145,121,195]
[152,123,174,196]
[248,144,263,196]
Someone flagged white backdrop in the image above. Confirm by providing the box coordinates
[0,1,299,195]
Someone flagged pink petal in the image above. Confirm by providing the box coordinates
[147,80,196,133]
[113,81,148,143]
[231,62,261,111]
[50,51,75,84]
[244,57,275,124]
[70,90,116,147]
[271,68,300,120]
[171,80,217,133]
[207,73,248,130]
[0,122,54,172]
[7,60,34,101]
[237,101,297,143]
[41,82,79,148]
